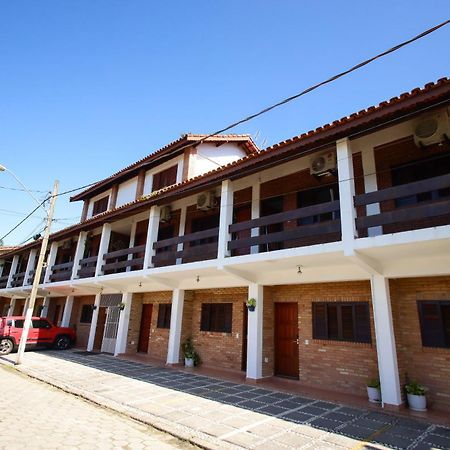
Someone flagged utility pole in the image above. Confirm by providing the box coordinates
[16,180,59,365]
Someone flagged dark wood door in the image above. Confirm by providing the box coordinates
[241,302,248,371]
[274,302,299,378]
[138,304,153,353]
[94,307,107,351]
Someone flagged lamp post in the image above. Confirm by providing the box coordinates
[0,164,58,365]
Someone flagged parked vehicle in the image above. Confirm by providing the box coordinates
[0,316,76,355]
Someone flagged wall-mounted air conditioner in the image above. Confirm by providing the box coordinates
[196,192,216,210]
[160,205,172,223]
[310,151,337,176]
[413,112,450,147]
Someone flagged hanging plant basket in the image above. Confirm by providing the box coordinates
[246,298,256,311]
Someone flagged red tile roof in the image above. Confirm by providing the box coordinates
[70,134,259,202]
[2,77,449,259]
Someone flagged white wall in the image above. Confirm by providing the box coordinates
[189,143,246,179]
[116,177,138,208]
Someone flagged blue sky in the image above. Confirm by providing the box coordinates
[1,1,449,245]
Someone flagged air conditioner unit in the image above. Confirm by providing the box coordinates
[160,205,172,223]
[62,239,72,250]
[196,192,216,210]
[413,113,450,147]
[310,151,337,176]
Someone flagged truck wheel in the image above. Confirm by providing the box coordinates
[0,338,14,355]
[54,335,71,350]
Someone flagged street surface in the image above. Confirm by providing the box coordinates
[0,365,196,450]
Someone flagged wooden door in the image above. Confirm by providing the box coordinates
[94,307,107,351]
[274,302,299,378]
[241,302,248,371]
[138,304,153,353]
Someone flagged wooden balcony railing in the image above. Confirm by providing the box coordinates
[11,272,26,288]
[101,245,146,274]
[0,275,9,289]
[228,201,341,254]
[27,269,45,285]
[354,173,450,235]
[49,261,74,282]
[152,227,219,266]
[77,256,98,279]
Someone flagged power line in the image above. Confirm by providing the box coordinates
[0,185,49,193]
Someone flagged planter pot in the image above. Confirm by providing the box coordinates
[185,357,194,368]
[407,393,427,411]
[247,305,256,312]
[367,386,381,403]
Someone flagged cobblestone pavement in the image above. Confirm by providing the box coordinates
[2,350,450,450]
[0,365,196,450]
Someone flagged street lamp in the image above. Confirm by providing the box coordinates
[0,163,59,365]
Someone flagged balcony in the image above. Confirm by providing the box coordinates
[11,272,26,288]
[27,270,45,285]
[152,227,219,267]
[49,262,74,282]
[101,245,146,275]
[77,256,98,279]
[355,173,450,236]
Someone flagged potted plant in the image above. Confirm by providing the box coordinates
[181,337,200,367]
[246,298,257,312]
[367,379,381,403]
[118,302,126,311]
[405,382,427,411]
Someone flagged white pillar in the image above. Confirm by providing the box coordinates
[24,249,38,286]
[22,297,29,315]
[114,292,132,356]
[7,255,20,288]
[370,274,402,406]
[127,222,137,272]
[143,206,160,269]
[251,183,260,254]
[166,289,185,364]
[361,147,382,237]
[40,297,50,318]
[44,242,58,283]
[176,206,187,265]
[61,296,74,327]
[218,180,234,260]
[95,224,112,276]
[87,294,101,351]
[8,297,16,315]
[246,283,264,379]
[337,138,358,254]
[71,231,87,279]
[176,159,184,184]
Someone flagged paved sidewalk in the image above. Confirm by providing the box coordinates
[1,350,449,450]
[0,365,195,450]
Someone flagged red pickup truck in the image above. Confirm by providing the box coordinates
[0,316,76,355]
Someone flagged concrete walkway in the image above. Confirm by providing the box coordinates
[1,350,449,450]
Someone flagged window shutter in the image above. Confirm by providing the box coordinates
[327,304,339,340]
[157,305,164,328]
[313,303,328,339]
[354,303,371,343]
[418,302,445,348]
[200,304,211,331]
[223,303,232,333]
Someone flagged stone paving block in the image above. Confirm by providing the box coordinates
[298,405,329,416]
[352,417,389,430]
[338,424,374,440]
[238,399,268,410]
[283,411,314,424]
[372,431,414,449]
[433,426,450,438]
[313,401,337,410]
[257,404,289,416]
[274,399,306,410]
[224,430,264,447]
[422,433,450,448]
[271,430,314,447]
[336,406,365,417]
[323,411,353,423]
[308,417,344,431]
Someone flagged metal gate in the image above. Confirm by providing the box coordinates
[99,294,122,354]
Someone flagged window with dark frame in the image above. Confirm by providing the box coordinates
[200,303,232,333]
[157,303,172,329]
[297,184,340,225]
[417,301,450,348]
[152,165,178,192]
[92,196,109,216]
[312,302,371,343]
[80,304,94,324]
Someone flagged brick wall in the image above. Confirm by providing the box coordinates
[390,276,450,411]
[127,291,172,361]
[262,281,378,397]
[71,295,95,349]
[47,297,66,325]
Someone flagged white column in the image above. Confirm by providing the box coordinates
[251,183,260,254]
[337,138,358,255]
[114,292,132,356]
[126,222,137,272]
[95,224,112,276]
[176,159,184,184]
[361,147,382,237]
[22,297,29,315]
[176,206,187,265]
[40,297,50,318]
[370,274,402,406]
[143,206,160,269]
[8,297,16,315]
[218,180,234,260]
[61,296,74,327]
[24,249,38,286]
[71,231,87,279]
[166,289,185,364]
[246,283,264,379]
[87,294,101,351]
[7,255,20,288]
[44,242,58,283]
